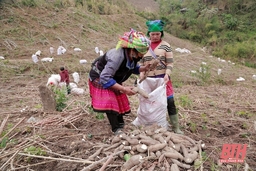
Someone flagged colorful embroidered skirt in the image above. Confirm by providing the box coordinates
[89,79,131,114]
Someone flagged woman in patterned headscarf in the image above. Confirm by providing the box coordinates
[89,28,150,135]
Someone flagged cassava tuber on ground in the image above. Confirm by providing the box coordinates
[86,124,204,171]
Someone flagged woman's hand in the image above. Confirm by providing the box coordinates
[140,64,151,72]
[164,74,170,84]
[122,86,137,96]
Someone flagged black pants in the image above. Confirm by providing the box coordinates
[167,98,177,116]
[106,112,124,132]
[67,85,71,94]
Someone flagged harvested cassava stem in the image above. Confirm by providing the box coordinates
[103,142,121,152]
[81,150,124,171]
[0,117,25,142]
[88,147,103,161]
[0,114,9,136]
[99,152,114,171]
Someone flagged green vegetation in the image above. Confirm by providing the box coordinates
[0,123,15,148]
[156,0,256,68]
[177,95,192,109]
[1,0,256,68]
[194,63,211,85]
[24,145,46,155]
[52,86,69,112]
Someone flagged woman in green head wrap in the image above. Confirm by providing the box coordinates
[88,28,151,135]
[139,20,184,134]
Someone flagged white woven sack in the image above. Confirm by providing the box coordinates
[46,74,61,86]
[71,88,84,95]
[69,82,78,89]
[58,82,66,87]
[31,54,38,63]
[72,72,80,84]
[132,78,168,128]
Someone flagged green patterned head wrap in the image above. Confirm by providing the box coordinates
[116,28,149,54]
[146,20,165,37]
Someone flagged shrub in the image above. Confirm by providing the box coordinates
[52,87,68,112]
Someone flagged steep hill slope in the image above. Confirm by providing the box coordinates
[0,1,256,171]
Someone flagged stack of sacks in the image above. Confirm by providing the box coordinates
[46,72,85,95]
[46,74,61,86]
[70,72,84,95]
[71,85,85,95]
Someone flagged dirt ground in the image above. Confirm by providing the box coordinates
[0,1,256,171]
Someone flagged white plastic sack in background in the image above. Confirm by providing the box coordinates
[46,74,61,86]
[35,50,41,56]
[79,59,87,64]
[50,47,54,54]
[58,82,66,87]
[132,78,168,128]
[41,57,54,62]
[57,46,66,55]
[31,54,38,63]
[72,72,80,84]
[69,82,78,89]
[74,48,82,52]
[99,50,104,56]
[95,47,99,54]
[71,87,84,95]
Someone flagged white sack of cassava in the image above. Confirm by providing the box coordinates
[132,78,168,128]
[46,74,61,86]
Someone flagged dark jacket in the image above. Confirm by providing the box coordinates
[89,48,140,88]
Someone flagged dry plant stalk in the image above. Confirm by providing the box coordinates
[0,114,9,135]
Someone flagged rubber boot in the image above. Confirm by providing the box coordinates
[167,98,184,134]
[169,114,184,134]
